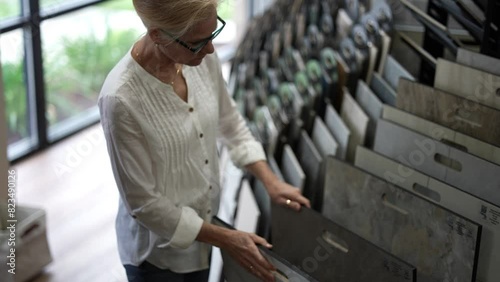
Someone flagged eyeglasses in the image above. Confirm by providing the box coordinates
[162,16,226,54]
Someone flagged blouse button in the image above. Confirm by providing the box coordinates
[209,185,212,190]
[205,159,209,164]
[189,107,194,112]
[199,133,204,138]
[207,209,211,214]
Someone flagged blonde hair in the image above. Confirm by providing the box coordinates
[133,0,218,38]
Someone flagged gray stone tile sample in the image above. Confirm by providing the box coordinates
[371,72,397,106]
[281,144,305,192]
[324,104,350,160]
[382,105,500,166]
[340,90,369,163]
[355,80,383,147]
[271,204,416,282]
[382,55,415,91]
[435,58,500,111]
[298,130,323,209]
[355,146,500,282]
[234,179,260,234]
[374,119,500,207]
[457,48,500,76]
[311,117,338,158]
[396,79,500,147]
[322,157,481,282]
[213,217,318,282]
[253,179,271,240]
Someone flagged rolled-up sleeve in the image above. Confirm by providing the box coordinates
[214,59,266,167]
[99,95,203,249]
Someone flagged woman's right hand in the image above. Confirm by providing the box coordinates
[220,229,276,282]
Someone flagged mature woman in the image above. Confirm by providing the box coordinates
[98,0,310,281]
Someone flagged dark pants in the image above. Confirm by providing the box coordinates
[124,261,210,282]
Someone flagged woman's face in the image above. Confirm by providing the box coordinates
[159,12,218,66]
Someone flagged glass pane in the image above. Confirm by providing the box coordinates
[41,0,143,140]
[0,29,36,159]
[0,0,21,20]
[41,0,135,13]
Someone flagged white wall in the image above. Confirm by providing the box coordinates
[0,51,8,230]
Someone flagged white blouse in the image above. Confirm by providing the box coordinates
[98,50,266,273]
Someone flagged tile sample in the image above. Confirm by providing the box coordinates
[324,104,350,160]
[457,47,500,76]
[355,80,383,147]
[396,79,500,147]
[311,117,338,158]
[253,179,271,240]
[382,55,415,91]
[281,144,305,191]
[213,217,318,282]
[298,130,324,209]
[371,72,397,106]
[340,90,369,162]
[374,119,500,207]
[234,179,260,234]
[355,146,500,282]
[435,58,500,111]
[271,204,416,282]
[322,157,481,282]
[382,105,500,166]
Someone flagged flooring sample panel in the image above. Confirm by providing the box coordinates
[311,117,338,158]
[435,59,500,111]
[396,79,500,147]
[268,156,284,181]
[271,204,416,282]
[234,179,260,234]
[340,90,369,163]
[355,146,500,282]
[382,55,415,91]
[457,48,500,76]
[253,179,271,240]
[213,217,318,282]
[324,104,350,160]
[355,80,383,147]
[371,72,397,106]
[322,157,481,282]
[298,130,323,208]
[382,105,500,166]
[281,144,305,192]
[374,119,500,207]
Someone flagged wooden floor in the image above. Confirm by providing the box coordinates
[16,124,128,282]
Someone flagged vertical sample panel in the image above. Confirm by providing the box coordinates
[382,105,500,166]
[382,55,415,91]
[457,48,500,76]
[213,217,318,282]
[396,79,500,147]
[435,59,500,111]
[322,157,481,282]
[272,204,416,282]
[234,179,260,234]
[281,144,305,191]
[324,104,350,160]
[355,146,500,282]
[370,72,397,106]
[374,119,500,207]
[297,130,323,209]
[355,80,383,147]
[311,117,338,158]
[340,91,369,162]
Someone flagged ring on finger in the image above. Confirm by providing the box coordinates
[286,199,291,205]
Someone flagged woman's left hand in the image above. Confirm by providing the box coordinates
[266,180,311,211]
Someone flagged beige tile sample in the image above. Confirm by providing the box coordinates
[383,105,500,166]
[435,58,500,111]
[340,90,369,162]
[457,48,500,76]
[324,104,350,160]
[396,79,500,147]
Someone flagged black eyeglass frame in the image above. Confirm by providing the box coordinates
[162,16,226,54]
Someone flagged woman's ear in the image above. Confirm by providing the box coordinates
[148,28,162,44]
